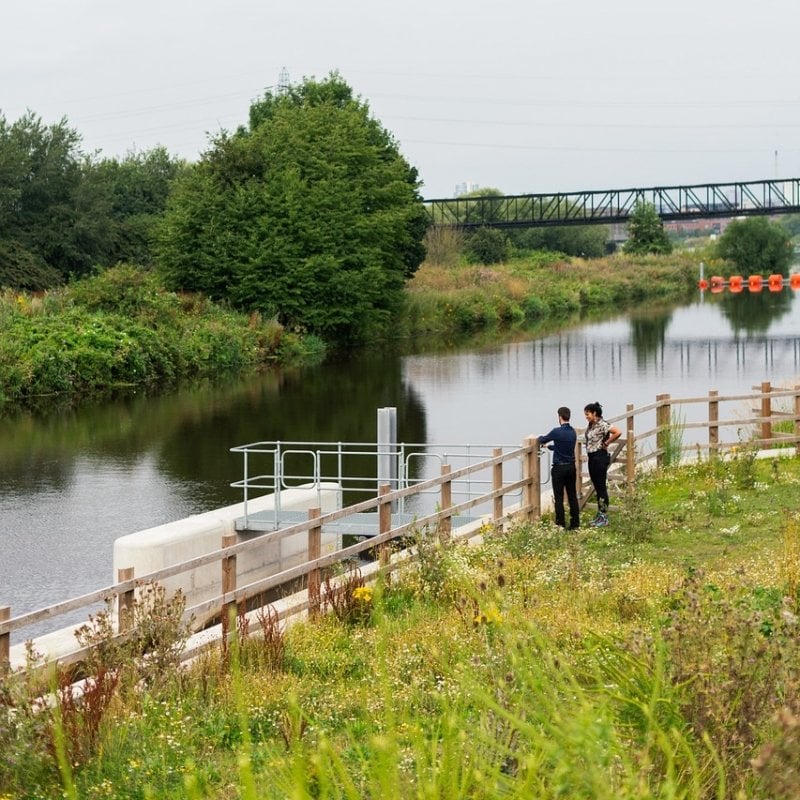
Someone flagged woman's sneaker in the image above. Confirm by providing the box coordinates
[594,513,609,527]
[588,512,602,527]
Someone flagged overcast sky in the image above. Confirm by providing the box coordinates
[3,0,800,199]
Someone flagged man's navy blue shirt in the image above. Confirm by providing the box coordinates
[538,423,576,465]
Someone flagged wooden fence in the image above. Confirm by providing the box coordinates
[2,381,799,672]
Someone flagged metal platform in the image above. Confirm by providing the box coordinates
[235,509,481,538]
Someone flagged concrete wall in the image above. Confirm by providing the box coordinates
[113,483,341,627]
[10,485,341,669]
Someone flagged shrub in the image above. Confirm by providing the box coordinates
[465,227,510,264]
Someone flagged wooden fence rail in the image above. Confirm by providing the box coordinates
[2,382,799,671]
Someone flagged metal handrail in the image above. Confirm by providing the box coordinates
[230,440,528,527]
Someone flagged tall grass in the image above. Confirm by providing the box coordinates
[4,458,800,798]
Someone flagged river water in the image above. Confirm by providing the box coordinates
[2,287,800,619]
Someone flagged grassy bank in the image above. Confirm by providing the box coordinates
[3,450,800,799]
[401,251,705,336]
[0,265,326,410]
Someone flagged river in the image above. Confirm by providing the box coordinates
[2,287,800,619]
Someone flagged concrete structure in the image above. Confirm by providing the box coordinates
[10,484,340,669]
[113,483,342,628]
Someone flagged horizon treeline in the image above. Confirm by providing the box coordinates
[0,110,186,291]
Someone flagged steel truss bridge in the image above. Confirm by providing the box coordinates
[424,177,800,229]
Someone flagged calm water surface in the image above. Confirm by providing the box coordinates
[2,289,800,618]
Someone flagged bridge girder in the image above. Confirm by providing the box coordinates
[425,178,800,229]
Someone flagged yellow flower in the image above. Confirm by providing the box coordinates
[353,586,373,603]
[474,604,503,625]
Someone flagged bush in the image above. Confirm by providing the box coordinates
[465,227,510,264]
[0,267,325,407]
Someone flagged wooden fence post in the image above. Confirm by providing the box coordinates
[117,567,135,633]
[440,464,452,539]
[761,380,772,445]
[656,393,671,468]
[795,385,800,458]
[708,390,719,459]
[522,437,540,522]
[0,606,9,671]
[222,524,238,627]
[378,484,392,568]
[492,448,503,524]
[625,403,635,489]
[575,440,584,503]
[307,507,322,618]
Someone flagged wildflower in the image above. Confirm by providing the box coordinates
[474,604,503,625]
[352,586,373,603]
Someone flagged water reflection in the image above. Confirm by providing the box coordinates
[629,309,673,366]
[717,288,794,335]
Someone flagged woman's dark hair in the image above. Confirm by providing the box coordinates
[584,401,603,417]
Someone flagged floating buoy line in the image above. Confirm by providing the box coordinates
[698,273,800,293]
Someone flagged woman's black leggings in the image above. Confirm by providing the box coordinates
[588,450,611,512]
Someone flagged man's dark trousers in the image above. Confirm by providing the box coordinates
[551,462,580,529]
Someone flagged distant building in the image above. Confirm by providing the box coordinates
[454,180,481,198]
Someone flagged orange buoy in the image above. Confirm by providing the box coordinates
[768,274,784,292]
[729,275,743,292]
[698,278,709,290]
[791,273,800,290]
[748,275,763,292]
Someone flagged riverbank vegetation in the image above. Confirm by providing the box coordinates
[3,450,800,799]
[0,265,325,408]
[402,248,702,336]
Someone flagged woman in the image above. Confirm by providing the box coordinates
[583,402,621,527]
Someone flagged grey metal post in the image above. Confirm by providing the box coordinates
[377,407,398,510]
[274,442,282,530]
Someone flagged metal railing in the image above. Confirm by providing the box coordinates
[229,440,543,528]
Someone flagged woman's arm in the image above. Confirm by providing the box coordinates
[604,424,621,447]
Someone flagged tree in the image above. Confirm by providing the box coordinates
[623,201,672,255]
[156,73,428,344]
[0,113,183,289]
[510,224,608,258]
[89,147,187,266]
[715,216,793,276]
[0,112,87,286]
[465,227,510,264]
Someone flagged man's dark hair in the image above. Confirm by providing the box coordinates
[558,406,571,421]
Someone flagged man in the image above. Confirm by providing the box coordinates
[537,406,580,530]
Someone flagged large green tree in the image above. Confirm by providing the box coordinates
[715,216,794,276]
[623,201,673,255]
[156,73,428,344]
